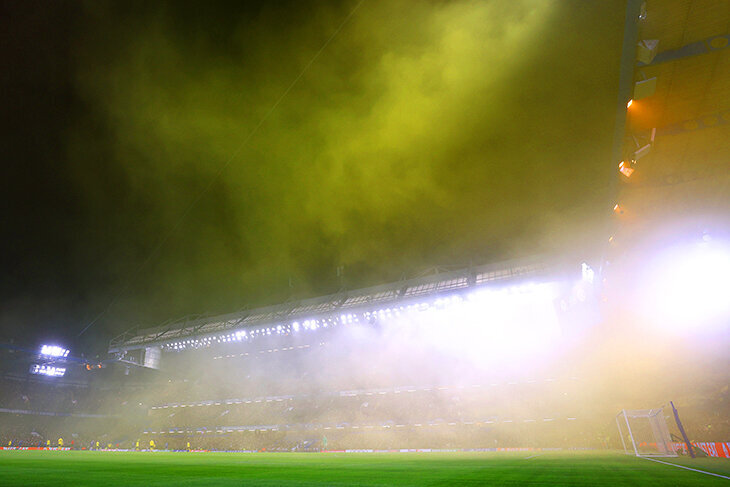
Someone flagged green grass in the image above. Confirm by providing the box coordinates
[0,450,728,486]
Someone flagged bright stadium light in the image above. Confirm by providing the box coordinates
[380,282,563,371]
[30,364,66,377]
[635,237,730,333]
[40,345,69,357]
[618,160,634,178]
[581,263,595,284]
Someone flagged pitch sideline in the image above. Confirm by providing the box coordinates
[640,456,730,480]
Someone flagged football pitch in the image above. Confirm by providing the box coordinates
[1,450,728,486]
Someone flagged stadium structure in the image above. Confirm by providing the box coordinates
[100,254,598,451]
[1,0,729,470]
[107,255,579,364]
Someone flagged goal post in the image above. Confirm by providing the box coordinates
[616,408,677,457]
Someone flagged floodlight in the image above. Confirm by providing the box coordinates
[40,345,69,357]
[619,161,634,178]
[581,263,595,284]
[635,238,730,333]
[386,282,563,370]
[30,364,66,377]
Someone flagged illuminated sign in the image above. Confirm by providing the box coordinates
[40,345,69,357]
[29,364,66,377]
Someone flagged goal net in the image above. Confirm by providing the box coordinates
[615,408,677,457]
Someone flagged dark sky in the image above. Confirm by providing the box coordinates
[1,0,625,352]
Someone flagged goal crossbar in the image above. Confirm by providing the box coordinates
[616,408,677,457]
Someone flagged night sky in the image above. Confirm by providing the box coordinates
[1,1,624,352]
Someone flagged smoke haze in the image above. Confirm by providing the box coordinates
[1,0,624,348]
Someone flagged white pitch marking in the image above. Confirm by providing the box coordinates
[641,457,730,480]
[524,454,542,459]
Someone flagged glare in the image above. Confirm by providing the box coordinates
[382,282,563,370]
[40,345,69,357]
[160,276,576,360]
[618,160,634,178]
[30,364,66,377]
[636,238,730,333]
[581,263,594,284]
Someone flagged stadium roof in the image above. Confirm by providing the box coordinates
[108,254,581,354]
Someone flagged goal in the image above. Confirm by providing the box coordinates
[615,408,677,457]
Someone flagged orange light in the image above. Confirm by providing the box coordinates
[618,160,634,177]
[613,203,624,214]
[627,99,633,108]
